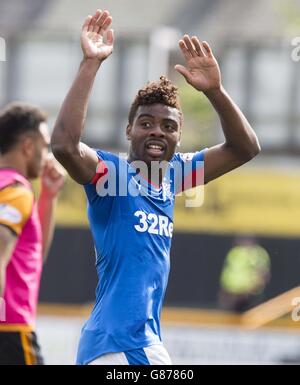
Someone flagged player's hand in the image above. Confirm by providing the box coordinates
[41,155,66,198]
[175,35,221,93]
[81,9,114,62]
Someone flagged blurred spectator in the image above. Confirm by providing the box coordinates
[219,236,271,313]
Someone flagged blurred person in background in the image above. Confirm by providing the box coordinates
[219,236,271,313]
[51,9,260,365]
[0,103,65,365]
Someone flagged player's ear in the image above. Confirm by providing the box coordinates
[22,136,35,158]
[126,124,132,141]
[177,130,182,147]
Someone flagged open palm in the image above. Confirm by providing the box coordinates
[81,10,114,61]
[175,35,221,93]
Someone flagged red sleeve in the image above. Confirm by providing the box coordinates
[90,160,108,185]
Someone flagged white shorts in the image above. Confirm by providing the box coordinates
[88,344,172,365]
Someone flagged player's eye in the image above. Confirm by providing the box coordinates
[141,121,152,128]
[165,124,176,132]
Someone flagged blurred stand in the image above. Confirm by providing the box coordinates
[148,27,181,80]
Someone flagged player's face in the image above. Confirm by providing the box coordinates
[127,104,182,165]
[27,123,50,179]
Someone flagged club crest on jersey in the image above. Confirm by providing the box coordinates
[0,204,22,224]
[162,182,173,202]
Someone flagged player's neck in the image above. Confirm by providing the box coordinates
[128,154,170,186]
[0,153,28,179]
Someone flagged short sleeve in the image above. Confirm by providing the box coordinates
[0,184,34,236]
[172,149,206,194]
[83,150,122,205]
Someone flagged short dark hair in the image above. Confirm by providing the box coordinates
[128,76,183,125]
[0,102,47,154]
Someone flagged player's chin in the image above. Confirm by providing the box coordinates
[142,154,168,165]
[34,165,45,179]
[142,148,169,163]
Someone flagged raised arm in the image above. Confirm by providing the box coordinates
[38,156,65,262]
[51,10,114,184]
[175,35,261,184]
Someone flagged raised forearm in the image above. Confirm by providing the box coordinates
[38,192,57,262]
[51,10,113,184]
[52,58,102,151]
[205,86,260,158]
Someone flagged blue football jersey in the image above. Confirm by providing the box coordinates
[76,149,205,365]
